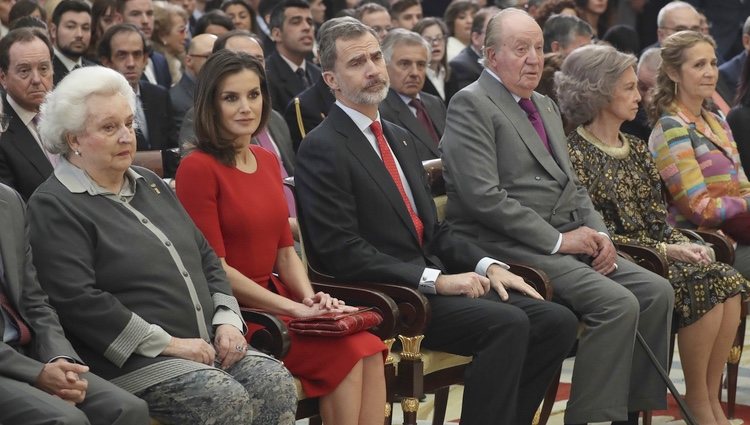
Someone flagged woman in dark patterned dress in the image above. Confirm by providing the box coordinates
[556,44,748,425]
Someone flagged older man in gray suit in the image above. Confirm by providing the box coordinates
[440,9,674,425]
[0,183,149,425]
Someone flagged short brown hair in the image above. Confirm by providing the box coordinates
[0,27,53,73]
[193,50,270,166]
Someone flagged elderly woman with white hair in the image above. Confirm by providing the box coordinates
[25,66,298,425]
[556,43,747,425]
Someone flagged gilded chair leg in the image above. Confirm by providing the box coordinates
[384,402,392,425]
[401,397,419,425]
[727,344,742,418]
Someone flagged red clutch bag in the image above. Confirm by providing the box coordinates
[288,307,383,337]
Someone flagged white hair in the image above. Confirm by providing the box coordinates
[39,66,136,156]
[656,1,696,28]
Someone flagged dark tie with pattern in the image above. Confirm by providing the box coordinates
[518,98,551,154]
[295,68,310,89]
[0,253,32,345]
[370,121,424,245]
[408,98,440,145]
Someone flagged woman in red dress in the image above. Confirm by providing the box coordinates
[176,50,386,424]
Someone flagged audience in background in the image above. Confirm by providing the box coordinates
[8,0,45,27]
[727,50,750,172]
[354,2,390,42]
[90,0,117,60]
[194,9,234,36]
[0,28,56,200]
[535,0,577,28]
[413,17,456,103]
[719,16,750,104]
[449,7,495,91]
[443,0,477,62]
[50,0,94,85]
[152,2,188,84]
[390,0,421,30]
[170,33,216,132]
[221,0,256,33]
[542,14,592,56]
[116,0,172,88]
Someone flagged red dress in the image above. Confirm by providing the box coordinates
[176,145,385,397]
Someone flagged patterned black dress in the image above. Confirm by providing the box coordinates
[568,127,748,327]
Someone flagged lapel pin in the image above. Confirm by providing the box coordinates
[150,183,160,194]
[402,140,407,146]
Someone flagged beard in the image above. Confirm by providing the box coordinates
[338,75,390,106]
[58,42,87,60]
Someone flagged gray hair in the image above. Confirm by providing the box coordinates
[39,66,135,157]
[637,46,661,75]
[542,14,592,53]
[381,28,431,64]
[554,44,636,126]
[743,15,750,35]
[318,16,378,71]
[483,8,534,62]
[656,1,696,28]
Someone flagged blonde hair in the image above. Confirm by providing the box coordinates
[647,30,716,125]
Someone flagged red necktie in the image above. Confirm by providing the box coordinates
[518,98,552,154]
[370,121,424,245]
[409,98,440,145]
[0,292,32,345]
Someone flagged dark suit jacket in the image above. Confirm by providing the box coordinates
[252,110,295,176]
[295,104,488,285]
[141,51,172,89]
[0,183,81,384]
[169,72,195,135]
[421,76,457,105]
[719,50,746,103]
[449,46,483,91]
[378,89,445,161]
[138,81,177,151]
[0,98,53,201]
[283,75,335,152]
[52,55,95,86]
[726,104,750,173]
[266,52,322,113]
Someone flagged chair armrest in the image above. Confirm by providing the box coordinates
[310,281,400,339]
[241,308,291,359]
[506,263,552,300]
[615,243,669,278]
[685,229,735,265]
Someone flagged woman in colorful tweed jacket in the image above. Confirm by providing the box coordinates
[648,30,750,280]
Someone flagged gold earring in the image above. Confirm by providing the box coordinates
[674,81,678,97]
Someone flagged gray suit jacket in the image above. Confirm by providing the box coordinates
[0,183,80,383]
[379,89,445,161]
[169,72,195,134]
[441,70,608,276]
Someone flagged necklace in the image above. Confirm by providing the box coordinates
[577,126,630,159]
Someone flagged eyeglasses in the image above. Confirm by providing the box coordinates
[659,25,701,33]
[423,35,444,45]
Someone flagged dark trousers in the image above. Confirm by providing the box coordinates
[424,290,578,425]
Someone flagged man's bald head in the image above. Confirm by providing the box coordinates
[185,33,217,76]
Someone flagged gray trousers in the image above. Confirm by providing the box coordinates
[553,258,674,424]
[136,353,297,425]
[0,371,150,425]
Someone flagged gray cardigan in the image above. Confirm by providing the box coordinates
[27,161,244,393]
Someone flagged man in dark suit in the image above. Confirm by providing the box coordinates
[99,24,177,152]
[441,10,674,425]
[50,0,96,86]
[115,0,172,88]
[295,17,577,425]
[266,0,321,112]
[379,29,445,161]
[0,183,150,425]
[0,28,57,200]
[283,76,335,152]
[719,16,750,103]
[170,33,216,133]
[449,7,493,91]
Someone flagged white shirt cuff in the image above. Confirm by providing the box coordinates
[134,324,172,358]
[551,233,563,254]
[418,268,442,294]
[212,307,245,333]
[598,231,611,241]
[475,257,509,276]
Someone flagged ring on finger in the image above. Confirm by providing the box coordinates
[235,344,247,352]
